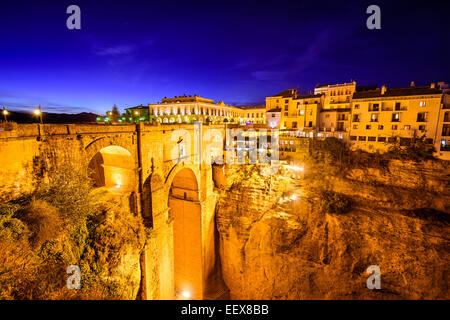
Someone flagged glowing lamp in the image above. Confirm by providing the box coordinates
[290,195,297,200]
[2,109,8,115]
[181,290,191,299]
[33,109,41,115]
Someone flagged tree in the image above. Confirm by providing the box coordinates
[321,137,347,166]
[110,105,120,123]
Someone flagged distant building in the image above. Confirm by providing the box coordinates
[238,106,266,124]
[350,82,444,154]
[265,89,321,132]
[126,95,244,124]
[314,82,356,141]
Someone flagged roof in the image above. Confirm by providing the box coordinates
[355,85,378,92]
[125,105,148,110]
[238,105,266,110]
[353,86,442,99]
[272,89,298,98]
[315,84,330,88]
[294,93,322,99]
[267,108,281,113]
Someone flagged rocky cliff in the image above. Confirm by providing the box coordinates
[215,161,450,299]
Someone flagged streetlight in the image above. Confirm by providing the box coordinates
[33,105,43,124]
[2,107,8,122]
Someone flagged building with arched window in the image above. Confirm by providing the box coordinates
[125,95,245,124]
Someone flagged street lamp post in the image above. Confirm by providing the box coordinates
[34,105,43,124]
[2,107,8,122]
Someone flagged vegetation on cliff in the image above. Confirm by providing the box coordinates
[0,154,146,300]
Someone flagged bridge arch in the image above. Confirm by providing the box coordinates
[87,145,135,193]
[168,167,203,299]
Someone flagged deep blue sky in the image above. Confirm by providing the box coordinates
[0,0,449,114]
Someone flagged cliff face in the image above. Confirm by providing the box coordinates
[215,161,450,299]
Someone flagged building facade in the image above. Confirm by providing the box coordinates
[314,82,356,141]
[349,83,443,154]
[125,95,245,124]
[265,89,321,132]
[238,106,266,124]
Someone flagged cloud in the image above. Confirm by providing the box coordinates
[95,44,137,57]
[0,90,96,114]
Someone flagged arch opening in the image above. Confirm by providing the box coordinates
[88,145,135,193]
[168,168,202,299]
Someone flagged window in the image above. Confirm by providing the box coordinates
[442,124,450,136]
[354,104,359,109]
[388,137,396,143]
[359,136,367,141]
[403,125,411,130]
[308,121,313,127]
[419,125,426,131]
[392,125,398,130]
[378,125,384,130]
[284,105,289,111]
[378,137,387,142]
[276,100,279,103]
[371,113,379,122]
[353,114,360,122]
[370,103,380,111]
[252,113,254,118]
[285,99,289,103]
[419,101,426,107]
[292,122,297,128]
[309,109,313,115]
[299,110,305,116]
[444,112,450,122]
[350,136,357,141]
[417,112,427,122]
[271,114,275,118]
[392,113,400,122]
[353,125,358,129]
[395,102,401,111]
[366,125,371,130]
[368,136,376,141]
[284,112,288,116]
[325,114,330,118]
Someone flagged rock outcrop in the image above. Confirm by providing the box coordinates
[215,161,450,299]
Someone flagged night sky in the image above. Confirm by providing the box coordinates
[0,0,449,115]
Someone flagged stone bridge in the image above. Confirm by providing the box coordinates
[0,122,228,300]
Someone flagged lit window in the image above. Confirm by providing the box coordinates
[419,101,426,107]
[299,110,305,116]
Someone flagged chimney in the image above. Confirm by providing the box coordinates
[430,83,435,89]
[410,81,415,87]
[381,85,387,95]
